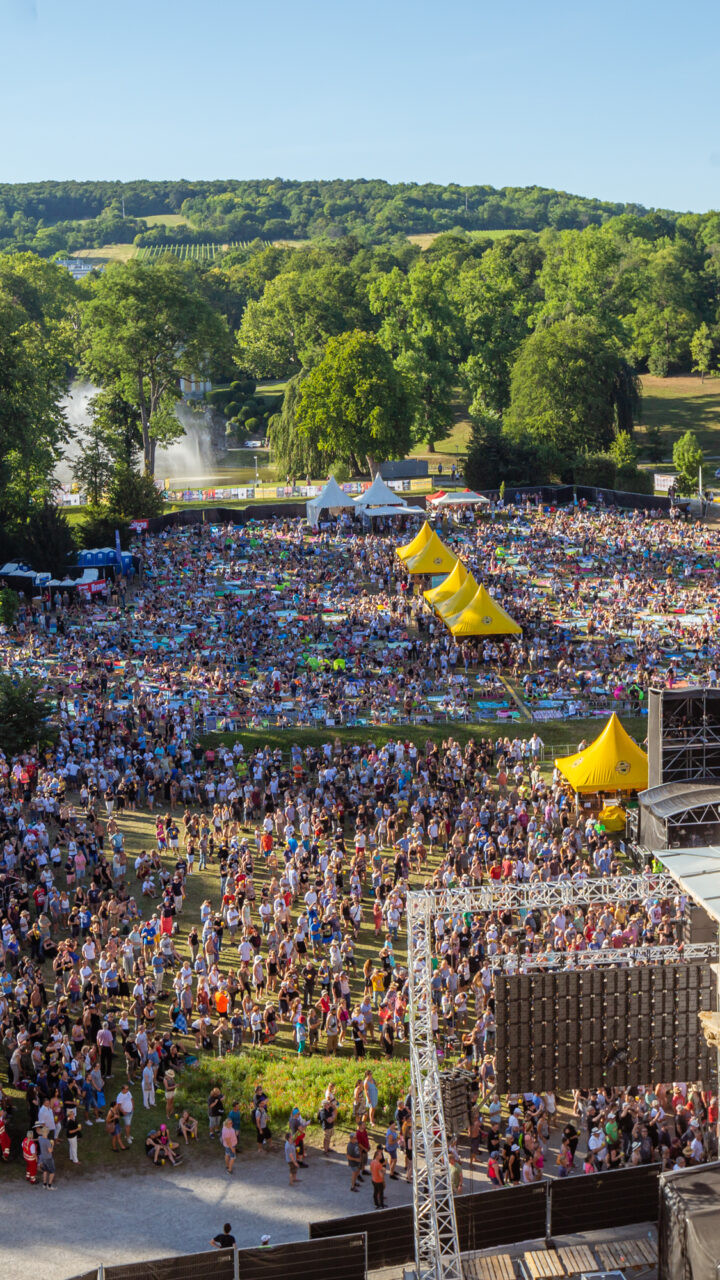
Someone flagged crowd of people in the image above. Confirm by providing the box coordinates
[0,503,717,1199]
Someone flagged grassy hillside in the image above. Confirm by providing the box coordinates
[637,375,720,459]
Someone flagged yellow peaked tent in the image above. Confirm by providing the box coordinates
[424,560,468,607]
[397,520,432,562]
[446,584,522,635]
[554,713,648,793]
[436,573,479,618]
[404,530,458,575]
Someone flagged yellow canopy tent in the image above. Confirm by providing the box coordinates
[404,530,458,575]
[554,713,648,793]
[397,520,433,563]
[446,584,522,635]
[436,573,479,619]
[424,560,468,608]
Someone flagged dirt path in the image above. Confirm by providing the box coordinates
[0,1143,413,1280]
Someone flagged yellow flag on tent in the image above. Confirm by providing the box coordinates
[424,560,468,607]
[446,584,522,635]
[436,573,479,619]
[404,530,458,575]
[397,521,432,562]
[554,713,648,793]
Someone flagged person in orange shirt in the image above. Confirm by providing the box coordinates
[370,1145,386,1208]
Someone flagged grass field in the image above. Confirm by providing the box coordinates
[407,229,529,250]
[141,213,190,228]
[74,243,138,264]
[637,375,720,459]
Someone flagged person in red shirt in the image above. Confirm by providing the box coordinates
[22,1131,38,1183]
[355,1116,370,1177]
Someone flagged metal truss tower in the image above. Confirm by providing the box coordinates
[406,873,701,1280]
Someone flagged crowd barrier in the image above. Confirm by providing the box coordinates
[548,1162,661,1237]
[69,1234,366,1280]
[309,1165,662,1267]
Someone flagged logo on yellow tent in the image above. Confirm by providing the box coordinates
[482,616,493,625]
[615,760,631,775]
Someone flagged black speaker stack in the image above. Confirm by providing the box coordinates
[494,965,716,1093]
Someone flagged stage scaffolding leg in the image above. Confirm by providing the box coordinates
[408,895,462,1280]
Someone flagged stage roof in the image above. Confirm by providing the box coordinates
[640,782,720,819]
[654,845,720,925]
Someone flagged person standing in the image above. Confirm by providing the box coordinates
[37,1127,56,1190]
[97,1021,114,1078]
[221,1117,238,1174]
[115,1084,134,1144]
[370,1145,386,1208]
[363,1070,378,1125]
[141,1062,155,1110]
[284,1130,301,1184]
[66,1108,81,1165]
[346,1132,362,1191]
[22,1130,38,1184]
[211,1224,236,1250]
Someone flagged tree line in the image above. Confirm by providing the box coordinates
[3,205,720,577]
[0,176,671,256]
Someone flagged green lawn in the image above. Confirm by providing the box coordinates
[637,375,720,460]
[141,213,190,228]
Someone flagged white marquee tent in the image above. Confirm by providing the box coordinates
[306,476,355,528]
[353,473,421,523]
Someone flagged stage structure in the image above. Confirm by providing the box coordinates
[407,876,719,1280]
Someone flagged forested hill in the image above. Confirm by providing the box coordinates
[0,177,680,255]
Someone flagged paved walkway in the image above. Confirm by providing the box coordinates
[0,1145,413,1280]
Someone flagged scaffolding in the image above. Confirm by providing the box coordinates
[512,941,718,969]
[406,873,709,1280]
[412,874,678,916]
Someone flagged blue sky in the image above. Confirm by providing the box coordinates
[1,0,718,211]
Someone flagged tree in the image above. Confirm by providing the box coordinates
[369,259,463,450]
[72,424,114,505]
[0,254,77,524]
[673,430,704,496]
[0,588,19,629]
[643,425,666,462]
[504,317,640,464]
[236,264,371,379]
[464,412,560,490]
[82,260,229,475]
[267,373,329,479]
[690,322,715,382]
[0,675,55,758]
[17,503,76,578]
[295,331,412,474]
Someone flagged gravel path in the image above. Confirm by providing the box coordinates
[0,1143,414,1280]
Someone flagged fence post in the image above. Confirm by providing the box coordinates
[546,1177,552,1244]
[233,1244,239,1280]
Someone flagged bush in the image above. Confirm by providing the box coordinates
[206,388,235,410]
[224,401,239,418]
[330,461,351,483]
[175,1048,410,1138]
[244,417,259,433]
[572,452,617,487]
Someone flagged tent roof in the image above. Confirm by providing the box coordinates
[554,713,648,793]
[306,476,354,525]
[424,559,468,606]
[446,583,522,635]
[397,520,432,562]
[362,503,420,518]
[436,573,479,618]
[404,530,458,575]
[432,489,490,507]
[354,473,405,508]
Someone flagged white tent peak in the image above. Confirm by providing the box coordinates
[306,476,354,527]
[354,474,406,509]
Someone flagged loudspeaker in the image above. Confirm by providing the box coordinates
[649,686,720,787]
